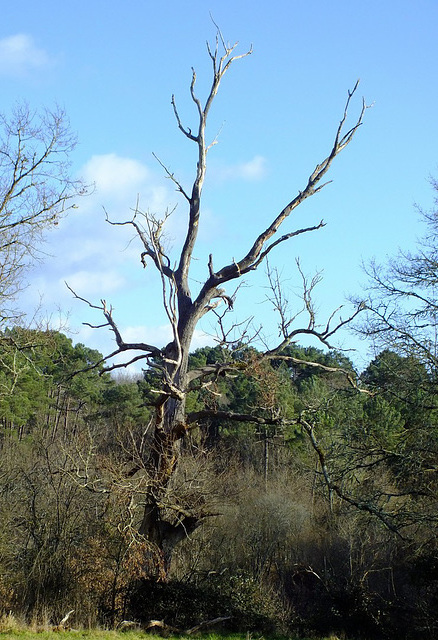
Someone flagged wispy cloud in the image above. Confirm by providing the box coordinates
[211,155,268,183]
[64,270,126,298]
[0,34,51,77]
[65,153,174,267]
[82,154,152,197]
[236,155,267,180]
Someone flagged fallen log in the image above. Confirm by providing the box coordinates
[143,616,232,635]
[186,616,232,634]
[53,610,74,632]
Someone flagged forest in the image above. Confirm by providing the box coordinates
[0,327,437,639]
[0,31,437,640]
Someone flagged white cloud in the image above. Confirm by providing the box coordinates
[0,34,50,76]
[65,269,126,298]
[79,153,176,234]
[211,155,267,183]
[236,155,267,180]
[82,154,151,196]
[49,153,176,271]
[67,153,195,270]
[13,152,178,327]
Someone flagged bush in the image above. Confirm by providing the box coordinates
[127,572,280,633]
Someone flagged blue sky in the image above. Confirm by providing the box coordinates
[2,0,438,371]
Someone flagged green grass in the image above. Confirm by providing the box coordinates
[0,632,342,640]
[0,630,346,640]
[0,615,342,640]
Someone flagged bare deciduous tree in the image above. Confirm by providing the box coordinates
[0,103,86,322]
[72,32,367,575]
[0,104,87,401]
[360,179,438,371]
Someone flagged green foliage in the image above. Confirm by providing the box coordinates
[100,382,151,426]
[0,328,112,434]
[0,329,437,638]
[271,344,355,387]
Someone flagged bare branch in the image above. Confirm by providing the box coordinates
[194,82,367,313]
[152,152,190,202]
[66,283,162,357]
[174,35,252,300]
[105,205,175,278]
[171,94,198,142]
[0,103,88,319]
[300,417,404,536]
[186,408,296,426]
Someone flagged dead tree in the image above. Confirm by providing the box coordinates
[72,32,367,576]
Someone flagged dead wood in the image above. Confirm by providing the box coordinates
[143,616,232,635]
[52,609,74,631]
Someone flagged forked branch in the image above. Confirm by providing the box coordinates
[173,33,252,295]
[300,416,403,535]
[194,81,368,315]
[65,283,162,370]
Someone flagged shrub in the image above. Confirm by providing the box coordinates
[127,572,280,633]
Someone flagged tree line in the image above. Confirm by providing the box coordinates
[0,329,436,637]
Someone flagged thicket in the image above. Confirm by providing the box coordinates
[0,331,436,639]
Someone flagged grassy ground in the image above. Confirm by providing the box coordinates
[0,615,342,640]
[0,633,346,640]
[0,630,342,640]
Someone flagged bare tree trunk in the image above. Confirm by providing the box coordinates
[137,345,195,577]
[263,429,269,490]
